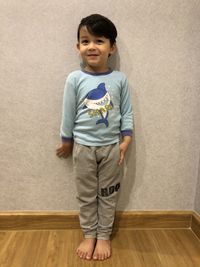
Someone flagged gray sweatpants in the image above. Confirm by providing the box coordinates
[73,142,122,240]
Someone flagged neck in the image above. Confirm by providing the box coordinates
[84,65,109,74]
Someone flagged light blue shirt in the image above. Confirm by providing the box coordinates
[60,70,133,146]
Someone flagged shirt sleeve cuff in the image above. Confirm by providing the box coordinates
[121,130,133,137]
[61,136,74,143]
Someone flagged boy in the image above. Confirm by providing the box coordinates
[56,14,133,261]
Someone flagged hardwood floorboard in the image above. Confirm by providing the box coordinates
[0,229,199,267]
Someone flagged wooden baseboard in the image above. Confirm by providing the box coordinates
[0,211,80,231]
[0,210,197,231]
[114,211,192,229]
[191,211,200,240]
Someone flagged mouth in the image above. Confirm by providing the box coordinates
[96,97,109,106]
[87,54,99,57]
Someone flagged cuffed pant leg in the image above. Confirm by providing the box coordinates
[96,143,122,240]
[73,143,98,238]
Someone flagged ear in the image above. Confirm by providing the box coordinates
[109,43,117,56]
[76,43,80,51]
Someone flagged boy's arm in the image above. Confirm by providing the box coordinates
[120,76,133,135]
[118,136,132,165]
[118,76,133,165]
[56,76,76,158]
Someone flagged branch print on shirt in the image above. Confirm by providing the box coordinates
[82,83,113,127]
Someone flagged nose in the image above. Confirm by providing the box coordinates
[88,42,96,50]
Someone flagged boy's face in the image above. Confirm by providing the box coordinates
[77,26,116,73]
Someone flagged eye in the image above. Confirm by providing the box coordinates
[81,40,89,45]
[96,39,104,44]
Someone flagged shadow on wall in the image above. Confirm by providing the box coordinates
[108,49,120,71]
[109,50,137,210]
[119,131,136,210]
[195,153,200,213]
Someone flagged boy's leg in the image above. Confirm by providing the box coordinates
[96,142,122,240]
[93,143,122,260]
[73,143,98,259]
[73,143,98,238]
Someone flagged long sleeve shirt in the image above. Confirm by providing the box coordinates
[60,69,133,146]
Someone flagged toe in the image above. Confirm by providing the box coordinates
[79,251,84,259]
[77,250,81,257]
[86,253,92,260]
[98,253,101,260]
[93,256,97,260]
[82,254,85,259]
[93,253,98,260]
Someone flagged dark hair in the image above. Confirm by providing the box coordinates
[77,14,117,46]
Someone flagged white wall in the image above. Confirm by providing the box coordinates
[0,0,200,211]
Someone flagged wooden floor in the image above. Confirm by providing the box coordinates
[0,228,200,267]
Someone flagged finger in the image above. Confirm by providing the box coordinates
[118,153,124,166]
[58,151,70,158]
[56,149,65,157]
[56,147,62,153]
[118,159,122,165]
[56,151,63,157]
[56,149,62,156]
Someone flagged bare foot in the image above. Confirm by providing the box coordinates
[76,238,96,260]
[93,239,111,261]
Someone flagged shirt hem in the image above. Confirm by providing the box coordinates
[74,138,119,147]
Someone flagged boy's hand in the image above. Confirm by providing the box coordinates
[118,136,132,165]
[56,142,73,158]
